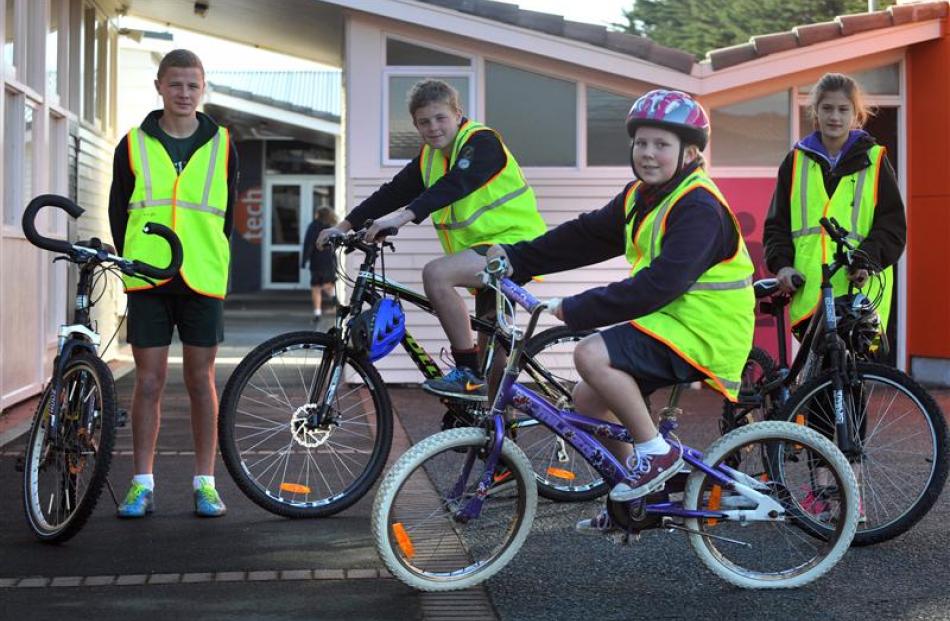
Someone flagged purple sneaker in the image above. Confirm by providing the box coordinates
[575,507,616,535]
[609,444,684,502]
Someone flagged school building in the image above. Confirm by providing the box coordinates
[2,0,948,409]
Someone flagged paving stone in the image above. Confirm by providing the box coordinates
[180,572,213,584]
[279,570,312,581]
[115,574,148,586]
[312,569,345,580]
[50,577,83,587]
[247,570,279,581]
[147,573,181,585]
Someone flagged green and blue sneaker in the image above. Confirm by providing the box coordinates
[194,484,227,518]
[117,482,154,518]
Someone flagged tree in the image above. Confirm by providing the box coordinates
[621,0,889,59]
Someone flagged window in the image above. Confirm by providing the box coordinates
[798,64,900,96]
[46,0,59,98]
[3,0,15,71]
[95,14,106,124]
[386,39,470,67]
[587,86,633,167]
[710,91,789,167]
[3,90,24,225]
[485,61,576,167]
[386,74,470,161]
[266,140,334,175]
[82,4,95,122]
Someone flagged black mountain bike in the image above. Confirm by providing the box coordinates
[218,230,600,519]
[19,194,182,542]
[722,216,948,545]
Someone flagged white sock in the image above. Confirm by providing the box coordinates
[313,309,322,316]
[193,475,215,491]
[636,434,671,456]
[132,474,154,490]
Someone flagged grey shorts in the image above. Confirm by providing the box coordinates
[600,322,704,396]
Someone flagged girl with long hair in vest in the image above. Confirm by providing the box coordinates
[488,90,755,533]
[763,72,906,338]
[108,49,238,518]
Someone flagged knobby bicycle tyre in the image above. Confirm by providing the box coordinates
[720,346,778,433]
[23,352,117,543]
[517,326,608,502]
[684,421,859,589]
[219,331,393,518]
[372,428,537,591]
[776,362,948,546]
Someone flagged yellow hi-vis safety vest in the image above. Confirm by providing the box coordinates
[123,126,231,298]
[420,120,546,254]
[788,145,892,330]
[624,170,755,401]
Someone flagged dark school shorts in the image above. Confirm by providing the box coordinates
[126,292,224,348]
[600,322,704,396]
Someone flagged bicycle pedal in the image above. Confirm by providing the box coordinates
[116,409,129,427]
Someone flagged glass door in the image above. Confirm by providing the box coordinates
[264,177,335,289]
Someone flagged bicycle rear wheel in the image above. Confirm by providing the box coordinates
[514,326,607,502]
[23,352,117,543]
[685,421,859,589]
[219,331,393,518]
[719,346,777,433]
[777,362,948,545]
[372,427,537,591]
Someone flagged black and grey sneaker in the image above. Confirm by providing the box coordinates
[422,367,487,402]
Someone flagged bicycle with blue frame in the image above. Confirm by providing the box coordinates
[217,227,597,519]
[19,194,182,542]
[720,216,948,546]
[371,256,861,591]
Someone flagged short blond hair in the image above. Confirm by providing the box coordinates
[157,49,205,81]
[407,79,461,116]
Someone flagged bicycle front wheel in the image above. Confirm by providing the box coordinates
[23,352,117,543]
[372,428,537,591]
[219,331,393,518]
[685,421,859,589]
[515,326,607,502]
[777,362,948,545]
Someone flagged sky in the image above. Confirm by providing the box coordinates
[122,2,633,72]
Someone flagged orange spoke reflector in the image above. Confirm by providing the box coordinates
[794,414,806,425]
[392,522,414,559]
[546,467,576,481]
[493,470,512,483]
[279,482,311,494]
[707,485,722,526]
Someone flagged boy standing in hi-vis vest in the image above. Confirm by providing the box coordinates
[488,90,755,534]
[317,79,546,402]
[108,49,237,518]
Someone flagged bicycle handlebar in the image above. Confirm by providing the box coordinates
[21,194,183,279]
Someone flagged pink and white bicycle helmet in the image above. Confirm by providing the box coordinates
[625,89,710,150]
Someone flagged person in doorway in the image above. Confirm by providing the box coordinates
[108,49,238,518]
[316,79,546,402]
[487,90,755,533]
[302,206,339,321]
[763,72,906,336]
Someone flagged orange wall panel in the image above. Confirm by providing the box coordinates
[906,22,950,362]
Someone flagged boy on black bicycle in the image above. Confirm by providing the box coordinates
[316,79,546,402]
[488,90,755,532]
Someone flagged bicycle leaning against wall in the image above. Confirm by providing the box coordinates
[721,216,948,546]
[19,194,182,543]
[217,228,600,519]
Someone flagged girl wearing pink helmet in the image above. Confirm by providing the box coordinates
[488,89,755,533]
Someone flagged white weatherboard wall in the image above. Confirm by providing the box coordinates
[346,16,640,383]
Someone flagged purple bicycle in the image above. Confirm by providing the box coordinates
[372,258,861,591]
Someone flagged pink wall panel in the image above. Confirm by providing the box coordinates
[713,176,789,363]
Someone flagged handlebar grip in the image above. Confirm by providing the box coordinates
[21,194,84,254]
[791,274,805,289]
[130,223,183,279]
[819,216,848,242]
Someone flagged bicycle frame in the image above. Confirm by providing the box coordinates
[452,274,775,524]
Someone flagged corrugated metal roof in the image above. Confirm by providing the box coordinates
[205,70,341,117]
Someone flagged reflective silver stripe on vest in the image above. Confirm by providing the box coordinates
[792,157,870,241]
[433,184,530,231]
[796,153,810,238]
[688,276,753,291]
[718,376,741,392]
[649,194,680,262]
[136,129,154,203]
[851,165,868,239]
[128,130,224,217]
[791,226,822,239]
[424,150,436,187]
